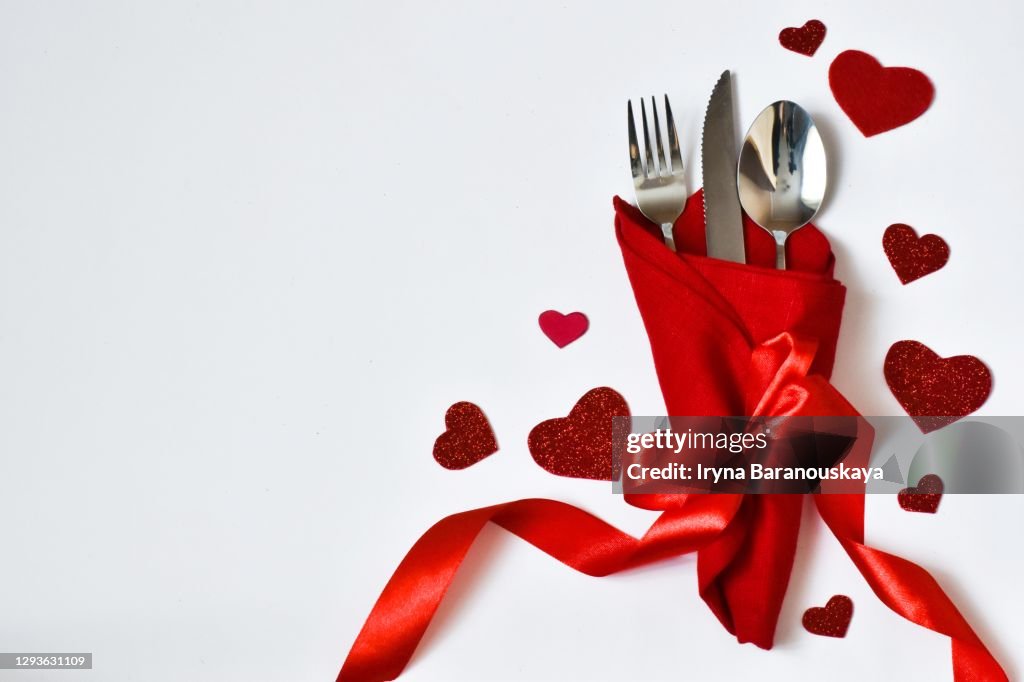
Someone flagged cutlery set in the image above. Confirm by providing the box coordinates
[629,70,827,269]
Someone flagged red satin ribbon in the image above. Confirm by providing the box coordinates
[816,494,1007,681]
[336,196,1007,681]
[338,334,820,682]
[338,495,741,682]
[337,332,1005,681]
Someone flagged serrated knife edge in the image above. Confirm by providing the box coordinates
[701,70,746,263]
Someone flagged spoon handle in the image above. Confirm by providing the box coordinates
[774,233,787,269]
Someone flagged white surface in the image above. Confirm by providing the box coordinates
[1,1,1022,681]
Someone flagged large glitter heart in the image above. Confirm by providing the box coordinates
[898,474,944,513]
[778,19,826,57]
[829,50,934,137]
[528,387,629,480]
[884,341,992,433]
[883,223,949,284]
[432,402,498,470]
[538,310,589,348]
[802,595,853,638]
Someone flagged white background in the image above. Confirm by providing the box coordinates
[1,1,1023,680]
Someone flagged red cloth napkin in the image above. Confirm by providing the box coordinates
[615,191,846,647]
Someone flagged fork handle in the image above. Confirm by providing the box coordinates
[660,223,676,252]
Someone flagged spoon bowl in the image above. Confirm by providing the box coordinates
[737,101,827,269]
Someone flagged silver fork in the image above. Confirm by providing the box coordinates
[628,96,686,251]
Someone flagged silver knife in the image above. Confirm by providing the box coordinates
[701,71,746,263]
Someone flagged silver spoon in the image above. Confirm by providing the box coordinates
[737,101,827,269]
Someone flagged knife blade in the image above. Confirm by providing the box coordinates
[701,70,746,263]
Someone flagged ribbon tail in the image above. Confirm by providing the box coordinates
[816,494,1008,682]
[338,496,741,682]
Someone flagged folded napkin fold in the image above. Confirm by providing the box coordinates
[336,193,1007,682]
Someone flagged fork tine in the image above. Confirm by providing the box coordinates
[639,98,656,177]
[651,96,667,176]
[665,95,683,174]
[627,101,643,180]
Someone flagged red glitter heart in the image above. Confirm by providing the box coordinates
[779,20,826,56]
[432,402,498,470]
[538,310,589,348]
[898,474,944,513]
[829,50,934,137]
[802,595,853,638]
[884,341,992,433]
[528,387,629,480]
[883,224,949,284]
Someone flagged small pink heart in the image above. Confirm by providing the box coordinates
[538,310,588,348]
